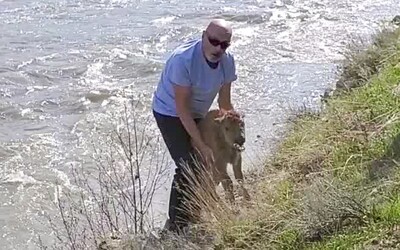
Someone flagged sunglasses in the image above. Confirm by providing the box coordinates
[207,34,231,50]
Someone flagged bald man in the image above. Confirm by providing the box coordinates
[152,19,238,234]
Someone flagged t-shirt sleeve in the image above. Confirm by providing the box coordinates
[223,54,238,84]
[166,56,191,87]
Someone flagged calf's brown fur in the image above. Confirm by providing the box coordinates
[195,109,250,202]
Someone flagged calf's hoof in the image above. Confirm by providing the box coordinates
[226,192,235,203]
[242,189,251,201]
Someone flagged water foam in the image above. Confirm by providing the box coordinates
[150,16,177,25]
[78,61,107,87]
[2,171,39,185]
[231,26,260,47]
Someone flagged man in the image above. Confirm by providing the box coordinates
[151,19,238,234]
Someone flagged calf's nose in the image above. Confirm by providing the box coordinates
[235,136,245,146]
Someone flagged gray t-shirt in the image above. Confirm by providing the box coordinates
[152,38,237,118]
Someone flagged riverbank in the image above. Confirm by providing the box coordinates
[204,18,400,250]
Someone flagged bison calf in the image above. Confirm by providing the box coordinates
[196,109,250,202]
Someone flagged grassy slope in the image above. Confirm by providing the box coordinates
[208,23,400,250]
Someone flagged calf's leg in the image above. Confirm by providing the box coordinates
[216,160,235,203]
[232,153,251,201]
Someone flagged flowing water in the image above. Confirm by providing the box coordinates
[0,0,399,248]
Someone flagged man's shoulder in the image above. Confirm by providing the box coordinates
[219,51,236,73]
[174,38,200,53]
[222,51,235,65]
[168,39,201,62]
[220,51,237,83]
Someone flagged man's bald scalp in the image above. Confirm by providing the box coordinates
[205,19,232,36]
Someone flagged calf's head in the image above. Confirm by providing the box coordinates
[214,110,246,151]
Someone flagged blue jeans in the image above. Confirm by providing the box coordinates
[152,110,204,232]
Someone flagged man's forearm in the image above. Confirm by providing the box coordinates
[218,97,234,111]
[172,84,207,150]
[219,102,233,111]
[178,111,206,150]
[218,82,234,111]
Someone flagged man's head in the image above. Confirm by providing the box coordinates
[202,19,232,63]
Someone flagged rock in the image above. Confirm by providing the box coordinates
[392,15,400,25]
[97,227,214,250]
[368,158,395,181]
[392,82,400,96]
[371,239,379,245]
[320,87,335,102]
[98,234,147,250]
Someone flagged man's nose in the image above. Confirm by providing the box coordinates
[215,44,223,51]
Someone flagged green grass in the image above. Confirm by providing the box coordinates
[207,23,400,250]
[308,195,400,249]
[277,64,400,177]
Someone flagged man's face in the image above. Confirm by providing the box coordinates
[202,30,231,63]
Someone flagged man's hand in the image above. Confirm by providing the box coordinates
[196,143,215,168]
[174,84,208,155]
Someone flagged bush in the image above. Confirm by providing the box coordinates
[39,100,169,249]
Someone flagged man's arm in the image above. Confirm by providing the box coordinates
[166,56,206,149]
[218,53,237,111]
[218,82,234,111]
[174,84,207,150]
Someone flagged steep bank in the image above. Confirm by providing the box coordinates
[206,18,400,250]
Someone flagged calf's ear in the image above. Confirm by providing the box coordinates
[214,111,227,123]
[214,116,224,123]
